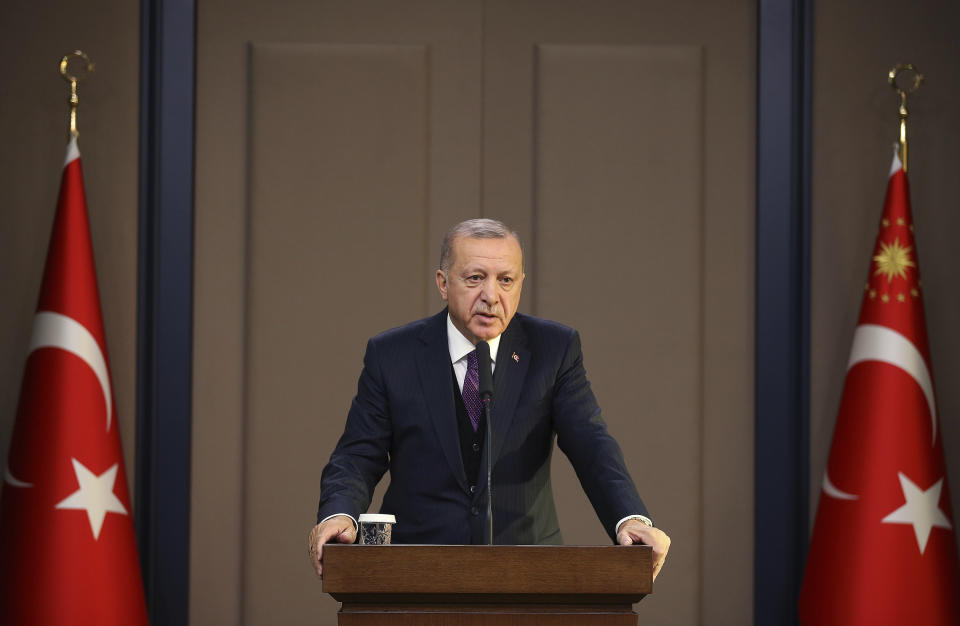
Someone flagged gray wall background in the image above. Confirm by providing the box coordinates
[0,1,958,625]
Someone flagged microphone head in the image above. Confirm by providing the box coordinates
[475,341,493,400]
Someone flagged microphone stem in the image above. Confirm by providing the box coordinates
[484,398,493,545]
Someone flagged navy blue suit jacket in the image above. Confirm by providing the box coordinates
[316,309,648,544]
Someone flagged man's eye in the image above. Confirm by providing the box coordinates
[466,275,482,283]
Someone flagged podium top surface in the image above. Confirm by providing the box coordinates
[322,544,652,601]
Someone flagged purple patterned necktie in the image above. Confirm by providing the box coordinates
[462,350,483,431]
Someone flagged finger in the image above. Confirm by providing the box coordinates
[314,532,331,570]
[652,551,667,579]
[308,525,334,576]
[310,542,323,577]
[334,525,357,544]
[307,542,323,577]
[317,524,345,548]
[312,521,355,576]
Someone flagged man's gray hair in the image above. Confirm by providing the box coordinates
[439,218,523,272]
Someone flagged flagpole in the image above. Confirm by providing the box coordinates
[59,50,95,139]
[887,63,923,173]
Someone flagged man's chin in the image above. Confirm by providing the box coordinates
[469,320,503,341]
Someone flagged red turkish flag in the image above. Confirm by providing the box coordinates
[799,149,960,625]
[0,138,149,624]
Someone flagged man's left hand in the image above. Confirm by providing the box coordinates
[616,520,670,581]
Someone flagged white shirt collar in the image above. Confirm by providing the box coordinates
[446,313,500,366]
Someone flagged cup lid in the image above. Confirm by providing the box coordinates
[358,513,396,524]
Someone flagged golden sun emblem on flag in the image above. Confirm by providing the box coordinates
[873,237,915,282]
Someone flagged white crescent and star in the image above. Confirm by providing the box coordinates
[822,473,858,500]
[882,471,952,554]
[847,324,936,445]
[55,458,128,540]
[4,310,113,490]
[3,465,33,488]
[3,144,129,541]
[820,319,951,554]
[821,151,933,511]
[29,311,113,431]
[822,323,937,501]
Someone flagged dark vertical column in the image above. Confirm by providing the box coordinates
[755,0,813,623]
[136,0,195,624]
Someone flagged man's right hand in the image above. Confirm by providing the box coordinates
[307,515,357,577]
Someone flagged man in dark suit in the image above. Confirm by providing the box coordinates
[308,219,670,578]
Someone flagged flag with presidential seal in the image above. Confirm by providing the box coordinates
[799,148,960,624]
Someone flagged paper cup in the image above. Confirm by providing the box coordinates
[358,513,396,545]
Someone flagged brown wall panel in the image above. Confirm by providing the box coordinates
[481,2,755,623]
[532,44,703,625]
[244,42,430,624]
[194,3,483,624]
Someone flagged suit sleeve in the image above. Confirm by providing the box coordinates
[552,330,649,542]
[316,338,392,523]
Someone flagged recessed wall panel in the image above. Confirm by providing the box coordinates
[534,44,703,625]
[244,43,429,624]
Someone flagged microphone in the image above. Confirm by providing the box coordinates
[474,341,494,545]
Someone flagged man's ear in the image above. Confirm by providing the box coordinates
[435,269,449,301]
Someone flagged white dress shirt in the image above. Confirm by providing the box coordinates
[446,314,499,392]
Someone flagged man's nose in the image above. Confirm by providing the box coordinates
[480,278,499,302]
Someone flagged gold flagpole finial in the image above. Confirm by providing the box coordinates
[59,50,95,140]
[888,63,923,173]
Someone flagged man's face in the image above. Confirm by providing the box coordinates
[436,235,525,345]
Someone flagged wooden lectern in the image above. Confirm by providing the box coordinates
[322,544,652,625]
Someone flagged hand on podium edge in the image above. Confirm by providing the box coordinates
[308,515,357,577]
[616,520,671,581]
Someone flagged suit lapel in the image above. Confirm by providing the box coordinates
[416,310,468,490]
[483,317,530,475]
